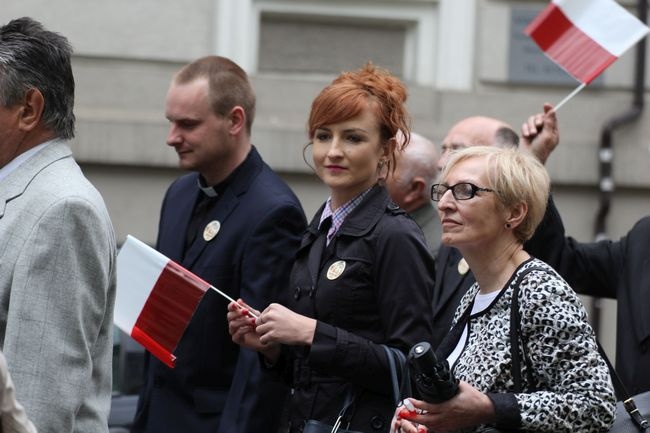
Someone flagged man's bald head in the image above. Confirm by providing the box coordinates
[385,132,439,213]
[438,116,519,171]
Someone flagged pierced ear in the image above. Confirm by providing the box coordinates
[228,106,246,135]
[505,201,528,229]
[18,89,45,132]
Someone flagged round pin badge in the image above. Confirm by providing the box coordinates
[326,260,346,280]
[457,258,470,275]
[203,220,221,241]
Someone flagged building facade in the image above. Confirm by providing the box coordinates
[3,0,649,382]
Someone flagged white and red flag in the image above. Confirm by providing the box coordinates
[525,0,649,84]
[115,235,211,368]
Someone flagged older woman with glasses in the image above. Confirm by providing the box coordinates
[393,146,616,433]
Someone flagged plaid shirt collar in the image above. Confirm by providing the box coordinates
[319,187,372,245]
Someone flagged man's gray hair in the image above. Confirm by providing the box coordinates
[494,126,519,148]
[0,17,75,139]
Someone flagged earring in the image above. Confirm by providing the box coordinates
[378,159,386,168]
[505,223,511,229]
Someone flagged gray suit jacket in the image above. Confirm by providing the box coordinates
[0,141,116,433]
[410,202,441,257]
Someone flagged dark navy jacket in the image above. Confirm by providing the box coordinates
[131,147,306,433]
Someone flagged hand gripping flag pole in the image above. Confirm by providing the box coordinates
[525,0,649,111]
[114,235,256,368]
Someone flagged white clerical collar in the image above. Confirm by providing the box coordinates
[196,177,218,197]
[0,140,54,183]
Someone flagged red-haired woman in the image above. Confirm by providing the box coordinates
[227,64,435,432]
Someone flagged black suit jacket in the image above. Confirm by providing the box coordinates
[527,213,650,395]
[131,147,307,433]
[431,197,564,350]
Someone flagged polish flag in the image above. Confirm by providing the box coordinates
[115,235,210,368]
[525,0,649,84]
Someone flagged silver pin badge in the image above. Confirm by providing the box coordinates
[203,220,221,242]
[326,260,346,280]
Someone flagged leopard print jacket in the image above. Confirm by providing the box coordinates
[446,258,616,432]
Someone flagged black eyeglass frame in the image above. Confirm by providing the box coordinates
[430,182,495,201]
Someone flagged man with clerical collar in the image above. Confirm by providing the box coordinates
[131,55,307,433]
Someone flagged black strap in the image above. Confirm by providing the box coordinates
[333,346,405,427]
[382,345,409,405]
[596,341,650,430]
[509,265,546,392]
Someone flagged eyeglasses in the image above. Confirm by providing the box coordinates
[431,182,494,201]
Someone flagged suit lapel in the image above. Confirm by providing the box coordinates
[182,187,239,269]
[160,184,199,263]
[0,141,72,219]
[181,147,264,269]
[433,246,471,318]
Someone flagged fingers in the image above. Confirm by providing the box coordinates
[227,299,261,321]
[398,398,419,420]
[393,419,422,433]
[521,113,543,138]
[522,103,557,139]
[543,102,555,114]
[227,299,259,339]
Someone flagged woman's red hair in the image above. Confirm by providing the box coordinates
[307,63,411,170]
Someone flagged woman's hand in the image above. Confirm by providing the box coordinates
[255,303,317,346]
[394,382,495,432]
[391,399,427,433]
[227,299,281,362]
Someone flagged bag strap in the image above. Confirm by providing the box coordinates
[333,346,406,430]
[382,345,412,405]
[596,341,650,430]
[383,345,401,405]
[509,265,546,392]
[382,344,412,406]
[329,386,359,433]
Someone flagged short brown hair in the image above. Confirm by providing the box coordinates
[175,56,255,134]
[307,63,411,172]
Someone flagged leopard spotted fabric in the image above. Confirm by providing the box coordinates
[448,258,616,432]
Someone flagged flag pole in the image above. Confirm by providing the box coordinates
[553,82,586,112]
[210,285,260,319]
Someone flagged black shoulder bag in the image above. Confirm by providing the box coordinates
[597,342,650,432]
[302,345,407,433]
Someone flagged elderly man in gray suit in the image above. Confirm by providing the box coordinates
[385,132,441,256]
[0,17,116,433]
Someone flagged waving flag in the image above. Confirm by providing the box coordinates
[115,235,210,368]
[525,0,649,84]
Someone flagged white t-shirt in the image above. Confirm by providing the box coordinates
[446,289,502,368]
